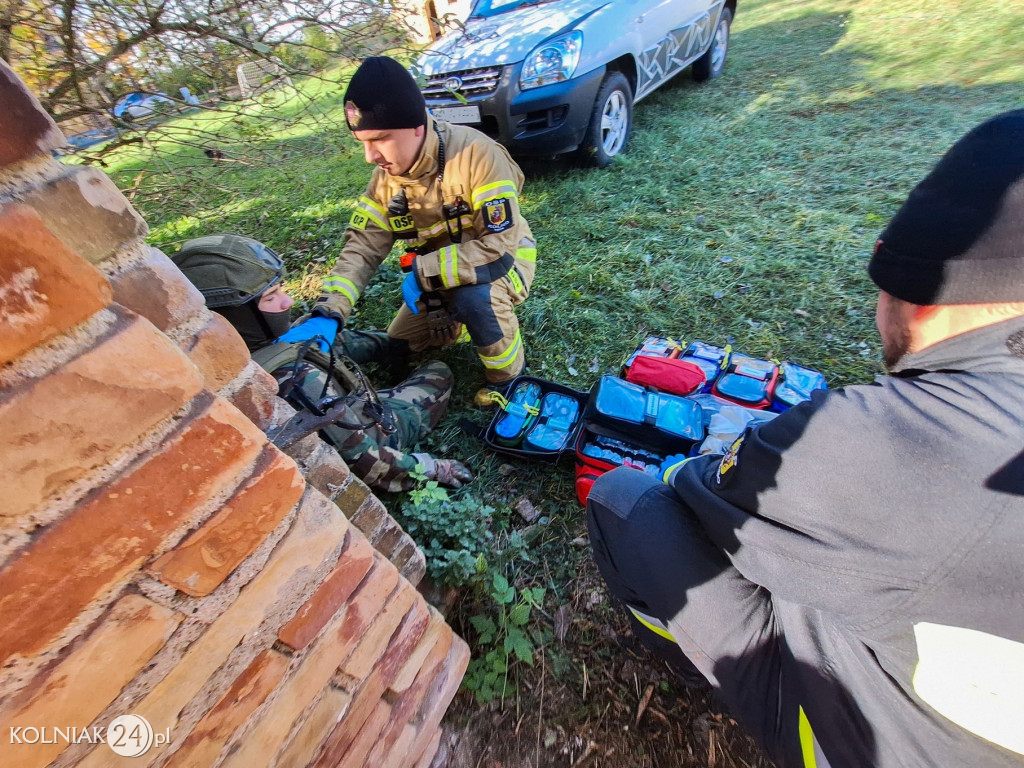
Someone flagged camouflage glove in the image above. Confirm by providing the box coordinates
[413,453,474,489]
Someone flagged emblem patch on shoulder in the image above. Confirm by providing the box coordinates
[715,434,746,486]
[483,198,513,233]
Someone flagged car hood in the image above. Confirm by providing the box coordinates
[417,0,609,74]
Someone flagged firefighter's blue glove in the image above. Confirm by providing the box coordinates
[402,271,423,315]
[276,316,338,353]
[661,454,697,485]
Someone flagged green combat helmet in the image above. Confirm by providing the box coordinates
[171,233,283,307]
[172,233,291,350]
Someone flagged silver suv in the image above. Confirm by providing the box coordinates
[413,0,735,166]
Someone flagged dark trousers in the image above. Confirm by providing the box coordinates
[587,467,829,768]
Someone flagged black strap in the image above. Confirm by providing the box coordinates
[284,337,397,434]
[433,121,446,184]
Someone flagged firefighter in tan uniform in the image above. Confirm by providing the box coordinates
[279,56,537,389]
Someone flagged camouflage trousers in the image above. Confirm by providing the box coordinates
[373,360,453,447]
[334,328,399,367]
[318,359,453,492]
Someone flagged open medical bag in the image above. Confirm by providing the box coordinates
[481,336,828,506]
[481,376,588,462]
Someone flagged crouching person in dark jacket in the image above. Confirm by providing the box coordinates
[588,110,1024,768]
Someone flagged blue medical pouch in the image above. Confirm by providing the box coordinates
[493,380,542,446]
[483,376,587,462]
[711,354,779,408]
[524,392,581,452]
[584,375,704,453]
[679,341,730,392]
[771,362,828,411]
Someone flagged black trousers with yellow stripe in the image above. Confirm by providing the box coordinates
[387,265,529,385]
[587,467,857,768]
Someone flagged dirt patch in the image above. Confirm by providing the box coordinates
[433,556,775,768]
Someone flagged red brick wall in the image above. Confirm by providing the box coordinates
[0,59,468,768]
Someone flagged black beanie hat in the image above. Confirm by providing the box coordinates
[343,56,427,132]
[868,109,1024,305]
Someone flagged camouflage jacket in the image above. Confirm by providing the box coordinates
[252,341,425,492]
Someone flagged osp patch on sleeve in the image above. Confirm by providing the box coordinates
[483,198,513,233]
[715,433,747,487]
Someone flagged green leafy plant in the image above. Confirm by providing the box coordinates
[462,567,547,704]
[395,470,497,587]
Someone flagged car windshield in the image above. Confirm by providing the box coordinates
[469,0,556,19]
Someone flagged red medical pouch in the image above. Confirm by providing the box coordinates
[625,355,706,396]
[573,426,665,506]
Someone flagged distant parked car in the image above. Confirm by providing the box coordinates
[112,92,174,121]
[413,0,736,166]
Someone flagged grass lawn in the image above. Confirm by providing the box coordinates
[99,0,1023,764]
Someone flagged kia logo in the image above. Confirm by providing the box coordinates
[444,76,463,93]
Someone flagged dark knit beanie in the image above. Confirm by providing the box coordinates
[343,56,426,132]
[868,109,1024,305]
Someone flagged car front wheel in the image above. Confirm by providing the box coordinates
[580,71,633,168]
[692,7,732,82]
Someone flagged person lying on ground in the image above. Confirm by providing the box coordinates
[173,233,473,491]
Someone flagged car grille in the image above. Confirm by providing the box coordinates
[421,66,502,100]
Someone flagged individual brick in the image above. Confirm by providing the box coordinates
[0,60,65,165]
[273,685,352,768]
[1,308,205,522]
[404,636,471,766]
[373,515,406,556]
[335,700,392,768]
[312,600,433,768]
[225,362,279,431]
[410,728,442,768]
[349,494,391,542]
[0,594,180,768]
[162,648,290,768]
[149,446,304,597]
[332,478,371,520]
[78,492,349,766]
[0,203,112,367]
[217,557,399,768]
[388,610,453,694]
[17,166,147,264]
[305,448,353,501]
[108,246,206,332]
[392,539,426,587]
[0,395,265,666]
[277,531,375,652]
[178,311,252,391]
[282,432,324,466]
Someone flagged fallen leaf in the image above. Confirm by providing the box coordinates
[515,497,541,523]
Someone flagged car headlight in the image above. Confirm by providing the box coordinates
[519,31,582,90]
